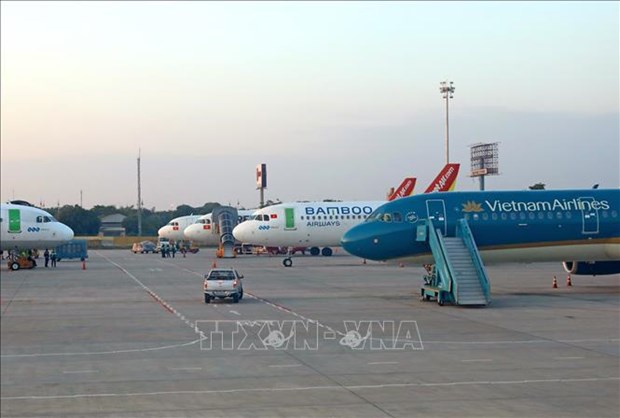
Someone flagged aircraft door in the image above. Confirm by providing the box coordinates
[426,199,447,236]
[578,197,599,234]
[8,209,21,233]
[284,208,296,230]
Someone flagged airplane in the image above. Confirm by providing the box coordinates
[184,209,256,246]
[1,201,74,252]
[158,214,202,242]
[341,188,620,276]
[232,164,461,267]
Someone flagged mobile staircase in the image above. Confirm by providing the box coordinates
[213,207,239,258]
[418,218,491,306]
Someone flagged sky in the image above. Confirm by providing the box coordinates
[1,1,618,211]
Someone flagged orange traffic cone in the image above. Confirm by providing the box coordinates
[552,276,558,288]
[566,274,572,287]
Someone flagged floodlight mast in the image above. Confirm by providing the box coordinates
[439,81,455,164]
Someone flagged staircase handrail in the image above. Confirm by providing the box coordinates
[456,218,491,303]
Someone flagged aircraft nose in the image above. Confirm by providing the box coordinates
[183,226,195,240]
[63,225,75,241]
[232,223,251,242]
[158,226,167,237]
[341,224,375,259]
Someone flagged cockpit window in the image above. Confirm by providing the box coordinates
[366,211,384,222]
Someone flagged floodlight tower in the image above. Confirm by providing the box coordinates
[439,81,455,164]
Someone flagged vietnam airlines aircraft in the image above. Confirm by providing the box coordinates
[232,164,461,267]
[0,202,74,251]
[158,214,202,242]
[184,209,256,246]
[341,189,620,275]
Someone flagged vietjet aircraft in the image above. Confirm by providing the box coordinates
[158,214,202,242]
[387,177,417,200]
[1,201,74,251]
[341,189,620,275]
[183,209,256,246]
[232,164,460,266]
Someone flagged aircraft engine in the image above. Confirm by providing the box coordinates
[562,260,620,276]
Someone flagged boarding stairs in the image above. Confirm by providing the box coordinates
[419,218,490,306]
[213,207,238,258]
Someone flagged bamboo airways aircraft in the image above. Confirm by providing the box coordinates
[1,201,74,251]
[232,164,460,267]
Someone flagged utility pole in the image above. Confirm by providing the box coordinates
[137,149,142,236]
[439,81,455,164]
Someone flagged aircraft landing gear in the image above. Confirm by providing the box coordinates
[283,257,293,267]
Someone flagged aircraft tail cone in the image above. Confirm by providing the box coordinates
[552,276,558,289]
[566,274,572,287]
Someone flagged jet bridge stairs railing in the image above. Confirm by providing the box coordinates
[417,219,491,306]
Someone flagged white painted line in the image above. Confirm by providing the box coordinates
[62,370,99,374]
[461,359,493,363]
[368,361,399,365]
[554,356,585,360]
[168,367,203,371]
[268,364,302,368]
[3,377,618,401]
[1,339,201,359]
[229,310,241,316]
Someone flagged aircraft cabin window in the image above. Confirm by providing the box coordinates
[263,215,269,221]
[492,213,498,221]
[601,211,608,218]
[528,212,535,220]
[383,214,392,222]
[519,213,526,220]
[566,212,572,219]
[510,213,517,220]
[547,212,553,220]
[501,213,507,220]
[36,216,43,223]
[611,210,618,218]
[463,213,470,220]
[556,212,563,219]
[482,213,489,220]
[538,212,544,220]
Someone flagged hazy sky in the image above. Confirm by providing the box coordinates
[1,1,618,210]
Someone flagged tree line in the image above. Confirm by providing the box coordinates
[53,202,227,236]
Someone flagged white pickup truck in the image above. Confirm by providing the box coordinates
[203,268,244,303]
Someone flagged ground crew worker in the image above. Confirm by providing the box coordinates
[44,249,50,267]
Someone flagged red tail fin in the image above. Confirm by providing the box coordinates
[388,177,417,201]
[423,163,460,193]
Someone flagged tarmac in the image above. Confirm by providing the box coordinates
[1,249,619,417]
